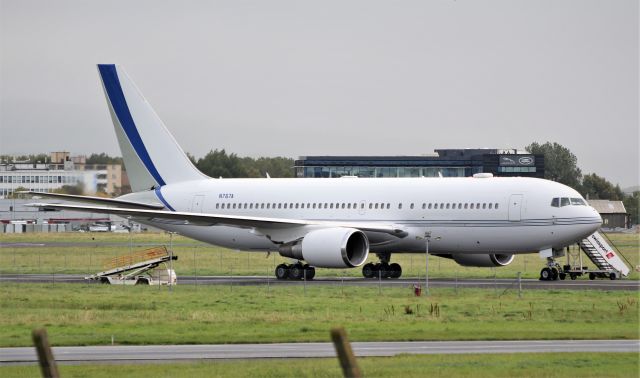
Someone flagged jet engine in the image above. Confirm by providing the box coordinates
[450,253,515,267]
[278,227,369,268]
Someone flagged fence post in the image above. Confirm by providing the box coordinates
[32,328,59,378]
[517,271,522,298]
[330,327,362,378]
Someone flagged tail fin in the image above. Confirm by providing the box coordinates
[97,64,206,192]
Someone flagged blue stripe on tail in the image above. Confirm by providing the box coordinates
[98,64,166,187]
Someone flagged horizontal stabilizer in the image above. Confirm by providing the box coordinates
[18,191,165,210]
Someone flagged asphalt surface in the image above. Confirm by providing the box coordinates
[1,273,638,290]
[2,340,638,365]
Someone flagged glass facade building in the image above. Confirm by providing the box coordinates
[295,149,544,179]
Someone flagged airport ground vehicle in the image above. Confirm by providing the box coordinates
[87,246,177,286]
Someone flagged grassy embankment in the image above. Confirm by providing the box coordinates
[0,232,638,279]
[1,353,639,378]
[0,283,638,348]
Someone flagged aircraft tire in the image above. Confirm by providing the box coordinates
[389,263,402,278]
[362,263,376,279]
[303,265,316,280]
[379,262,391,279]
[540,268,551,281]
[275,264,289,280]
[289,264,304,280]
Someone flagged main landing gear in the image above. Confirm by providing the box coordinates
[275,263,315,280]
[362,253,402,279]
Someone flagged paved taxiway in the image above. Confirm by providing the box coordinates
[1,273,638,290]
[2,340,638,365]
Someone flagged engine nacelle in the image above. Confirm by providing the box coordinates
[451,253,515,267]
[278,227,369,268]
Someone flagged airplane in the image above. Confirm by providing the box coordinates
[25,64,603,280]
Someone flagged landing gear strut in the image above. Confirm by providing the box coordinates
[539,257,561,281]
[275,263,315,280]
[362,254,402,279]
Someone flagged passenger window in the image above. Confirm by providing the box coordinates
[495,203,499,209]
[458,203,462,209]
[488,203,492,209]
[470,203,474,209]
[410,203,414,209]
[482,203,486,209]
[341,203,346,209]
[561,198,570,207]
[330,204,334,209]
[398,203,402,209]
[446,203,450,209]
[361,203,365,209]
[375,203,379,209]
[369,203,373,209]
[464,203,468,209]
[216,203,220,209]
[476,203,480,209]
[386,203,390,209]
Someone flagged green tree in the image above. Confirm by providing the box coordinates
[581,173,625,200]
[525,142,582,189]
[623,191,639,226]
[85,153,123,165]
[194,149,294,178]
[53,183,85,195]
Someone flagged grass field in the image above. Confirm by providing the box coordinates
[0,232,638,280]
[0,284,638,348]
[1,353,638,378]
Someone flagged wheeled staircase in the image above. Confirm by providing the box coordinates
[579,232,630,278]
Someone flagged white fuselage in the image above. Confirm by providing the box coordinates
[123,176,602,256]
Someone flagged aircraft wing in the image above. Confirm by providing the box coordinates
[17,191,165,210]
[26,202,408,237]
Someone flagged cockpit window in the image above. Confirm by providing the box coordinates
[560,197,570,207]
[551,198,559,207]
[571,198,586,206]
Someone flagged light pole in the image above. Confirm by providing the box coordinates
[168,231,176,292]
[425,231,431,295]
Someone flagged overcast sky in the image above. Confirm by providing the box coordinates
[1,0,638,187]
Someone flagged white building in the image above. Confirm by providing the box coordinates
[0,152,122,199]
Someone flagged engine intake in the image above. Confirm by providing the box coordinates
[451,253,515,267]
[278,228,369,268]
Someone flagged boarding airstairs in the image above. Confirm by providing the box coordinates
[86,246,177,285]
[540,231,631,281]
[578,232,630,279]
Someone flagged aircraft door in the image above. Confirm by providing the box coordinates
[191,195,205,213]
[508,194,522,221]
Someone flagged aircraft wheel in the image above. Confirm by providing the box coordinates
[378,262,391,279]
[389,263,402,279]
[135,278,149,285]
[275,264,289,280]
[551,267,559,280]
[559,273,566,281]
[609,272,617,280]
[540,268,551,281]
[570,274,577,280]
[362,263,376,279]
[289,264,304,280]
[588,272,596,280]
[303,265,316,280]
